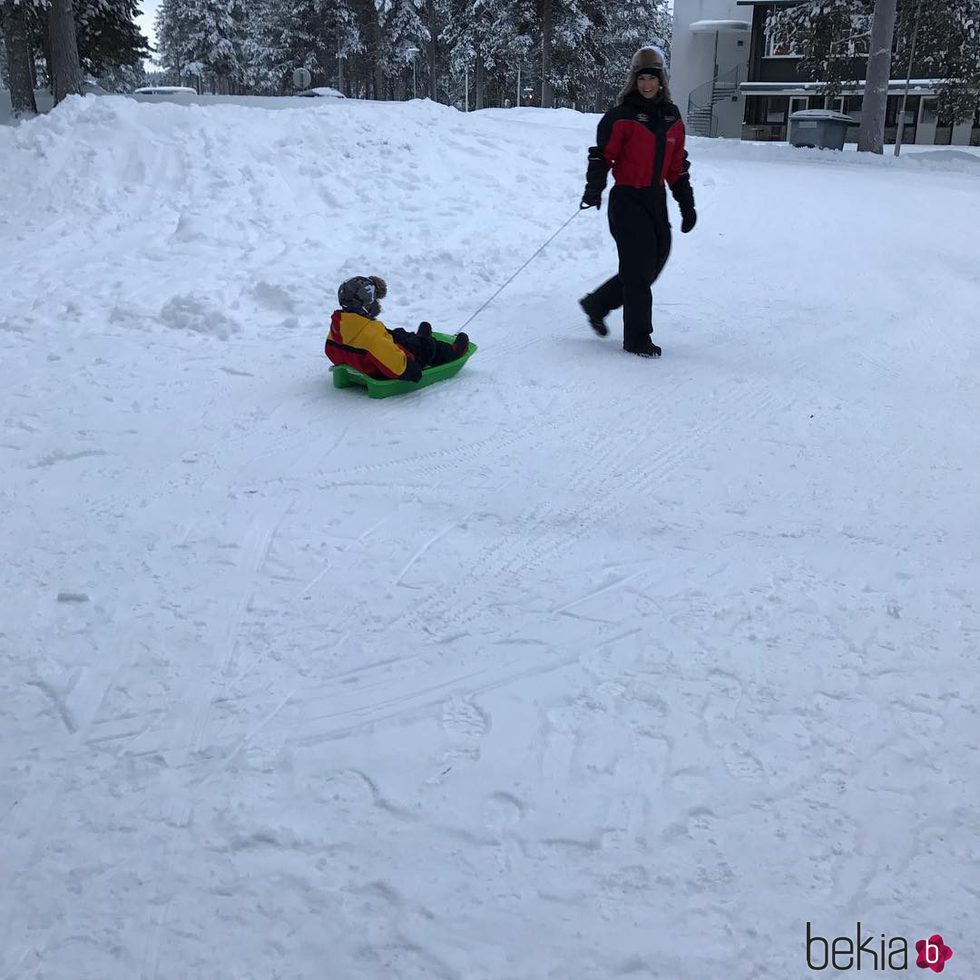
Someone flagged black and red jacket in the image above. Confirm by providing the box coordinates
[585,92,695,214]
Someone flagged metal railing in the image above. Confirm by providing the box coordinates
[686,64,746,138]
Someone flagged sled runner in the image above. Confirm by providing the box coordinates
[330,331,477,399]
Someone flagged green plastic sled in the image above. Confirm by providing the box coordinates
[330,331,477,399]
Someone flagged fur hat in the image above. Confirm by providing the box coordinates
[617,45,672,105]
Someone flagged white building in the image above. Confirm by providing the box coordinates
[669,0,752,138]
[671,0,980,146]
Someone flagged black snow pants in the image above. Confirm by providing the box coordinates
[590,185,672,350]
[389,329,460,368]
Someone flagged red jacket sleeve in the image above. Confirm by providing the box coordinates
[664,118,689,188]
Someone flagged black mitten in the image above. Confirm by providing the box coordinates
[582,144,608,210]
[671,175,697,234]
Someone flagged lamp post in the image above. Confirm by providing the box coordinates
[894,0,923,156]
[405,46,419,99]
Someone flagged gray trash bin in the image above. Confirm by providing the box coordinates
[788,109,859,150]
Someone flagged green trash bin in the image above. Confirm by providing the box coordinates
[789,109,859,150]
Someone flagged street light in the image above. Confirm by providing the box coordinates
[894,0,923,156]
[405,46,419,99]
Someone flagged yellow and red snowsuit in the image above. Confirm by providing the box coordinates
[325,310,423,382]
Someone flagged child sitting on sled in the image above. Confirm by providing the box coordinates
[325,275,470,383]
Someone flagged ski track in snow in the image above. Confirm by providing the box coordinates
[1,96,979,979]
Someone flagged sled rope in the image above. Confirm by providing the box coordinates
[458,209,581,331]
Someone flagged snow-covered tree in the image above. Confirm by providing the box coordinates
[48,0,84,101]
[900,0,980,122]
[74,0,149,79]
[767,0,873,102]
[154,0,194,84]
[380,0,427,98]
[769,0,980,133]
[138,0,672,106]
[240,0,363,94]
[857,0,898,152]
[544,0,604,107]
[184,0,247,92]
[598,0,671,107]
[0,13,7,84]
[440,0,530,108]
[1,0,40,114]
[155,0,247,92]
[0,0,84,105]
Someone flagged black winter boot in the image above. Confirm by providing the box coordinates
[579,295,609,337]
[451,332,470,357]
[417,321,433,339]
[624,339,662,358]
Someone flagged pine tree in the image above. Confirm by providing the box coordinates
[124,0,677,106]
[598,0,671,109]
[243,0,350,94]
[182,0,247,92]
[154,0,194,84]
[768,0,980,128]
[858,0,898,151]
[441,0,529,109]
[767,0,872,103]
[900,0,980,122]
[380,0,427,99]
[74,0,149,79]
[48,0,84,101]
[1,0,40,114]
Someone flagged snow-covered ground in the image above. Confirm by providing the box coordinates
[1,95,978,979]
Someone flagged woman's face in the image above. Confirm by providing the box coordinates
[636,71,662,98]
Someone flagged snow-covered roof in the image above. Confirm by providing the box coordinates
[742,79,948,95]
[689,19,752,33]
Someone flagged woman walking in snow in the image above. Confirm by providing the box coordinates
[578,46,697,358]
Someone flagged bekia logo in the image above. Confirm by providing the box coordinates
[916,936,954,973]
[806,923,954,972]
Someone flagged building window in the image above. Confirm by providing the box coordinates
[766,96,789,123]
[765,35,801,58]
[840,14,871,57]
[765,11,869,58]
[765,32,801,58]
[764,5,801,58]
[919,98,938,126]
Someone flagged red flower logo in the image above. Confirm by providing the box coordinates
[916,934,953,973]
